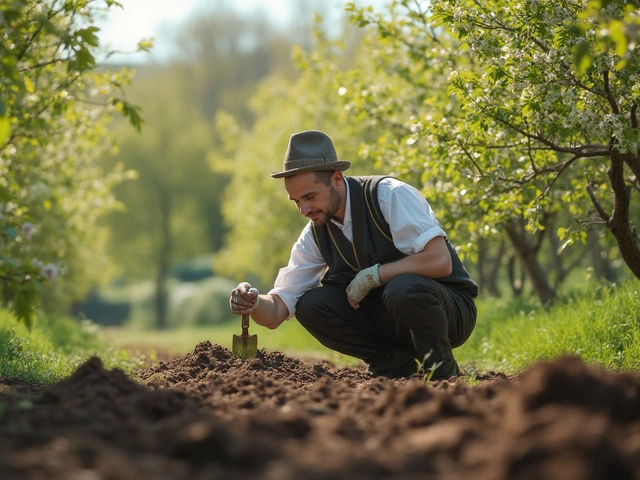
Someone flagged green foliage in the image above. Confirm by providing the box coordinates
[170,277,237,327]
[98,4,358,314]
[456,280,640,373]
[0,307,142,384]
[96,276,237,330]
[574,0,640,72]
[341,1,480,245]
[101,72,230,328]
[214,21,386,287]
[340,0,640,282]
[173,4,298,123]
[103,75,222,279]
[0,0,148,324]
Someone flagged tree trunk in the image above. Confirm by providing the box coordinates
[476,237,504,296]
[504,218,556,304]
[545,218,583,288]
[601,150,640,279]
[487,238,505,296]
[546,224,564,285]
[507,255,525,297]
[476,237,487,293]
[155,197,172,330]
[587,226,614,281]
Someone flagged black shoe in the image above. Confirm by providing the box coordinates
[428,357,460,381]
[410,330,459,381]
[367,349,419,379]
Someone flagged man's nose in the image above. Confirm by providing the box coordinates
[299,202,312,215]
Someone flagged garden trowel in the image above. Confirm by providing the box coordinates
[232,314,258,359]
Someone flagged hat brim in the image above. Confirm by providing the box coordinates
[271,161,351,179]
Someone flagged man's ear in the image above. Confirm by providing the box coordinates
[332,170,344,189]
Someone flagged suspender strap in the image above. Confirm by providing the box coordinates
[362,176,393,242]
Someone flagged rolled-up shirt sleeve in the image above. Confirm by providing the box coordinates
[268,222,328,319]
[377,178,447,255]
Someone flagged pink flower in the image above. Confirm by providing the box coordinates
[41,264,58,281]
[21,222,35,240]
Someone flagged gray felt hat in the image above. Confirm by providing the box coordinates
[271,130,351,179]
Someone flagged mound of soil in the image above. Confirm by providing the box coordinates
[1,341,640,479]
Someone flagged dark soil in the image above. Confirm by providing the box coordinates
[1,341,639,479]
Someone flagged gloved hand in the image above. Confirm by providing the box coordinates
[346,264,381,308]
[229,282,260,314]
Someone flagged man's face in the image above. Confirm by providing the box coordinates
[284,171,344,226]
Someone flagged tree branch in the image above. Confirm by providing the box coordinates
[533,221,547,254]
[629,175,640,194]
[586,181,611,223]
[469,1,606,98]
[460,88,611,157]
[603,70,619,115]
[534,155,581,203]
[576,217,606,227]
[18,57,67,72]
[491,110,610,156]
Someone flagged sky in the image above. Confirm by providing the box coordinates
[96,0,296,64]
[95,0,361,64]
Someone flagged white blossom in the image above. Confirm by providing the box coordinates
[27,182,51,201]
[40,263,58,281]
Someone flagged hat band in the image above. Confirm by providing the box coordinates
[283,158,336,170]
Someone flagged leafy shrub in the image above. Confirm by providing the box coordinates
[169,276,236,327]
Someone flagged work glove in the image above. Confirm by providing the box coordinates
[229,282,260,314]
[346,264,381,308]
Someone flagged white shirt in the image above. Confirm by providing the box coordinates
[269,177,447,318]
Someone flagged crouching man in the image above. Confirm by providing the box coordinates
[229,130,478,379]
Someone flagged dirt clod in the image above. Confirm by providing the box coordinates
[1,341,639,479]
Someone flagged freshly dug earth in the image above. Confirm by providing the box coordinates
[1,342,640,480]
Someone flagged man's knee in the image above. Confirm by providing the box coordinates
[383,275,442,309]
[295,286,344,327]
[295,288,321,325]
[382,275,449,333]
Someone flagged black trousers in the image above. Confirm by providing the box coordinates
[295,274,477,378]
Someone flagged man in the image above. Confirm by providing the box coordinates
[229,130,478,379]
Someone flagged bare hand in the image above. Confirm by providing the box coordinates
[229,282,260,314]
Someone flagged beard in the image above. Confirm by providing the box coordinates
[310,185,341,226]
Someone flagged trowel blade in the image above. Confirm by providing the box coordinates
[232,333,258,359]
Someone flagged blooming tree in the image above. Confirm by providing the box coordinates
[343,0,640,299]
[435,0,640,276]
[0,0,148,326]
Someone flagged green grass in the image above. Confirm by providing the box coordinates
[0,309,144,384]
[109,280,640,375]
[456,280,640,374]
[3,279,638,384]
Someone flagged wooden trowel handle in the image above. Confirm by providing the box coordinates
[241,314,250,336]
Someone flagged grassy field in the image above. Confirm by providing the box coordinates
[455,280,640,374]
[104,318,361,366]
[106,280,640,374]
[2,279,638,384]
[0,310,143,384]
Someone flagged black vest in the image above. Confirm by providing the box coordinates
[312,176,478,297]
